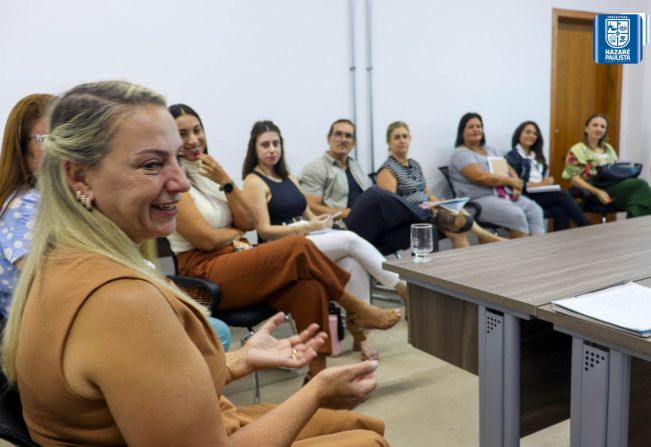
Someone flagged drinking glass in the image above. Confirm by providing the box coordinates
[411,223,433,263]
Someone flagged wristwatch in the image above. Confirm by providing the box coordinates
[220,180,234,193]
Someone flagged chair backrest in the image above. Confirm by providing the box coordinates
[438,166,458,197]
[0,371,41,447]
[367,172,378,185]
[155,238,178,276]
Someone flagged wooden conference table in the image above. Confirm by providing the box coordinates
[384,216,651,447]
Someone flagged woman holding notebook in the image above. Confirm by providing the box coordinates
[448,113,545,238]
[505,121,591,231]
[376,121,502,248]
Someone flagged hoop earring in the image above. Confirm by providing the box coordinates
[75,190,94,211]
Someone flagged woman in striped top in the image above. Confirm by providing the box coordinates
[377,121,502,248]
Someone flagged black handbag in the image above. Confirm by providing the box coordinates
[593,162,642,187]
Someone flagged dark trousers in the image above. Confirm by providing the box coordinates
[529,191,591,231]
[345,187,438,254]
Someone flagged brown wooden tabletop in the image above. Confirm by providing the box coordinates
[384,216,651,316]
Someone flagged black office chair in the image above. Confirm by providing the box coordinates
[155,238,278,404]
[569,187,621,223]
[0,369,41,447]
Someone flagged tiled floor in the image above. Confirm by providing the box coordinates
[224,304,570,447]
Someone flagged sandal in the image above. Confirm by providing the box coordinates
[352,339,380,361]
[431,208,474,233]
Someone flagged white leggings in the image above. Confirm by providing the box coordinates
[307,230,400,303]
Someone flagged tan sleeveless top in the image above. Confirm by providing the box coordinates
[16,248,249,446]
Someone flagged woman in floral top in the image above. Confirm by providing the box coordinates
[0,94,54,319]
[562,114,651,218]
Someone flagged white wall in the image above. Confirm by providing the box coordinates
[1,0,649,192]
[370,0,651,195]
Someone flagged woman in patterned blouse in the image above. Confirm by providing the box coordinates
[562,114,651,218]
[376,121,502,248]
[0,93,55,318]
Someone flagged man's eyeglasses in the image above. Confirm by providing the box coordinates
[332,130,354,140]
[31,134,47,145]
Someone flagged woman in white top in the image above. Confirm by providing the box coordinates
[242,120,408,361]
[168,105,401,377]
[505,121,590,231]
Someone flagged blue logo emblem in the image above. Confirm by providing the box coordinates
[594,14,648,64]
[606,19,629,48]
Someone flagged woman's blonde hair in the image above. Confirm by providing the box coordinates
[386,121,410,145]
[1,81,207,383]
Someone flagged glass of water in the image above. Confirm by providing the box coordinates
[411,223,433,263]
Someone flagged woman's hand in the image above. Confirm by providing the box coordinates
[543,176,555,185]
[198,153,231,186]
[509,176,524,191]
[308,361,379,410]
[244,313,328,372]
[306,214,334,232]
[232,237,252,251]
[595,189,613,204]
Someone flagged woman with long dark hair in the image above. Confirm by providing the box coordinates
[448,112,545,238]
[242,120,408,361]
[505,121,590,230]
[168,105,401,378]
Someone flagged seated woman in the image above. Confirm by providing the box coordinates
[2,80,390,447]
[0,94,232,349]
[448,112,545,238]
[376,121,503,248]
[0,94,54,319]
[168,104,400,378]
[505,121,591,231]
[562,114,651,218]
[241,120,408,361]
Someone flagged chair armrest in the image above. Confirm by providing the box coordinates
[464,201,482,221]
[167,275,222,310]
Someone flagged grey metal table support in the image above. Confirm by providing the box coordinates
[569,336,631,447]
[407,276,532,447]
[479,306,521,447]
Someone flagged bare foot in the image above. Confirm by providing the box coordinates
[348,306,401,331]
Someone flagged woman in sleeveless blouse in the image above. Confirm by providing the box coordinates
[2,81,390,447]
[562,114,651,218]
[169,105,400,378]
[241,120,408,362]
[377,121,503,248]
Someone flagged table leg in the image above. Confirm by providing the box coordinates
[570,337,630,447]
[479,306,521,447]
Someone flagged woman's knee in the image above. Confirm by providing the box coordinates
[503,206,529,232]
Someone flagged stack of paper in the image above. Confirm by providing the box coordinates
[527,184,561,193]
[552,282,651,337]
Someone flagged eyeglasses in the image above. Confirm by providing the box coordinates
[31,134,47,145]
[332,130,354,140]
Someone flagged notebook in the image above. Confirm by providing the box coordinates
[551,282,651,337]
[421,197,469,215]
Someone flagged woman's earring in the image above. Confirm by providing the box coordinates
[75,190,94,211]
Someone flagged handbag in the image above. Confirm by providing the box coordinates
[593,162,642,187]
